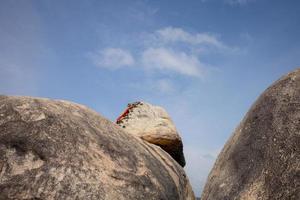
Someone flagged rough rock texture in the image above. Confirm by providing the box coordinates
[116,102,186,167]
[201,68,300,200]
[0,96,195,200]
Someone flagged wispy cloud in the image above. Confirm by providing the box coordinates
[90,48,135,70]
[154,27,227,49]
[90,27,233,78]
[225,0,255,6]
[142,48,204,77]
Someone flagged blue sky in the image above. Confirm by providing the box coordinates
[0,0,299,196]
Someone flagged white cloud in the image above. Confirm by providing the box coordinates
[90,27,234,78]
[225,0,255,5]
[142,48,204,77]
[91,48,135,70]
[155,27,226,49]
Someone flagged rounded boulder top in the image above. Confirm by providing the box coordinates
[116,101,186,167]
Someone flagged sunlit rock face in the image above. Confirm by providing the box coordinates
[116,101,186,167]
[201,68,300,200]
[0,96,195,200]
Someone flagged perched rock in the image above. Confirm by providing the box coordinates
[116,101,186,167]
[201,68,300,200]
[0,96,195,200]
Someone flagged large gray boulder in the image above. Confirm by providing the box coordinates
[201,68,300,200]
[116,102,186,167]
[0,95,195,200]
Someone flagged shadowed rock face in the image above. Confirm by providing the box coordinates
[0,96,195,200]
[201,68,300,200]
[116,102,186,167]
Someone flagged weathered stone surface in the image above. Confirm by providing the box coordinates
[116,101,186,167]
[201,68,300,200]
[0,96,195,200]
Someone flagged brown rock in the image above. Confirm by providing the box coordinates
[116,101,186,167]
[0,96,195,200]
[201,68,300,200]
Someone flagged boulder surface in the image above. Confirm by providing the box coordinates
[116,101,186,167]
[201,68,300,200]
[0,96,194,200]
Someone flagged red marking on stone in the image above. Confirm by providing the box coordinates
[116,102,141,124]
[116,106,132,124]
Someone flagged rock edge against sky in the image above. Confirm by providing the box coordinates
[201,68,300,200]
[0,95,194,200]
